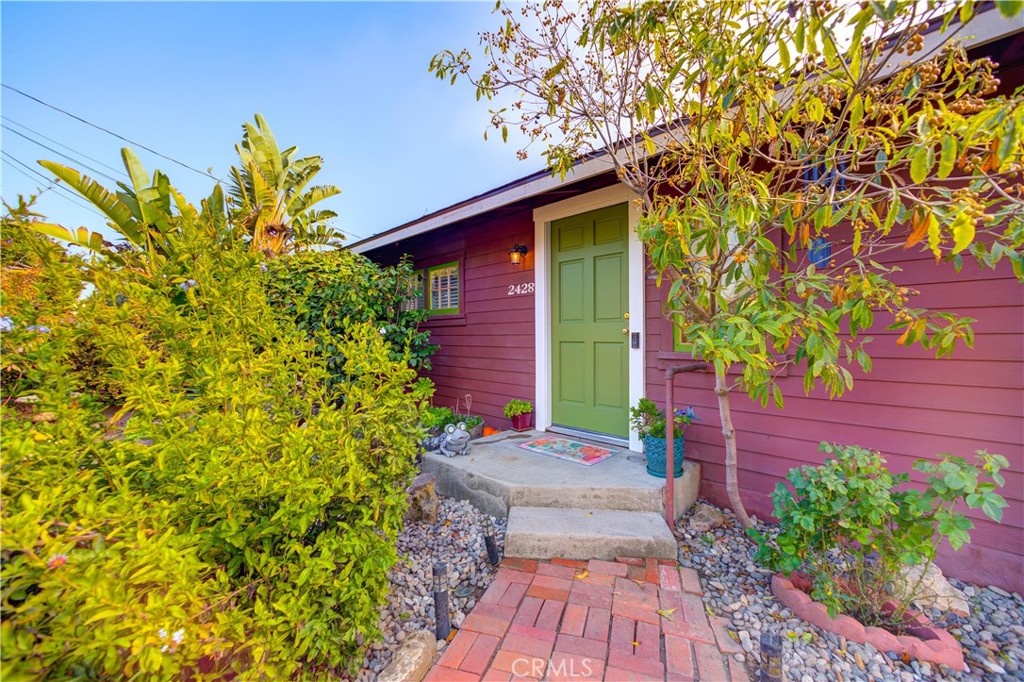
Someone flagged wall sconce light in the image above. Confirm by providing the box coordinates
[510,243,528,265]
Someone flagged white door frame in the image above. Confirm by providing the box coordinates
[533,184,645,452]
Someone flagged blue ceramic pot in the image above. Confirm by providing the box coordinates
[644,434,685,478]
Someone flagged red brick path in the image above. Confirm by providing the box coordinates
[426,557,751,682]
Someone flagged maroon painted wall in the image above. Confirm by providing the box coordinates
[366,202,1023,594]
[370,210,536,430]
[646,239,1024,593]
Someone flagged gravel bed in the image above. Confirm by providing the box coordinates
[351,497,505,681]
[676,501,1024,682]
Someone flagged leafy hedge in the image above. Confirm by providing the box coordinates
[1,213,424,679]
[264,251,436,386]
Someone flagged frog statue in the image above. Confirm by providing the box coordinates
[439,422,472,457]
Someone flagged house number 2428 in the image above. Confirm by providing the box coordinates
[507,282,535,296]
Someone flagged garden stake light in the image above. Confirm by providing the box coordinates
[432,562,452,640]
[759,631,784,682]
[483,517,500,565]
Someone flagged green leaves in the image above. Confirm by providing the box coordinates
[909,145,934,184]
[2,191,424,680]
[752,445,1008,628]
[995,0,1024,18]
[950,212,975,254]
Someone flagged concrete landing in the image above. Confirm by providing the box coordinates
[504,507,678,560]
[421,430,700,521]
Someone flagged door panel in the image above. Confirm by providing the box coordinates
[558,260,585,322]
[558,342,586,405]
[551,203,629,437]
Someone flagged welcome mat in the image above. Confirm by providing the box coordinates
[517,436,618,466]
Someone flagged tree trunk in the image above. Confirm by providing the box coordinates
[714,369,754,530]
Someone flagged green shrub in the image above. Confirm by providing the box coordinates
[628,398,697,439]
[264,251,437,387]
[1,198,84,404]
[1,215,423,679]
[422,405,455,430]
[752,443,1008,628]
[503,399,533,419]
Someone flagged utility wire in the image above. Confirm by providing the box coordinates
[3,86,361,241]
[1,151,108,220]
[2,115,130,180]
[2,84,223,182]
[3,125,124,185]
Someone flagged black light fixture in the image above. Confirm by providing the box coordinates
[510,243,529,265]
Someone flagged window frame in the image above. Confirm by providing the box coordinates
[426,260,461,316]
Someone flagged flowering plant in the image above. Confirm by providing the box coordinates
[629,398,698,439]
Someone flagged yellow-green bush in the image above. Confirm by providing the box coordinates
[1,213,423,679]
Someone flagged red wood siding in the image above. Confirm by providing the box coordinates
[369,211,536,429]
[647,242,1024,593]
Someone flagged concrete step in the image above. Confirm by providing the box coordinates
[503,506,677,560]
[421,431,700,520]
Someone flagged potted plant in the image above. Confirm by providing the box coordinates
[454,394,485,439]
[629,398,698,478]
[504,399,534,432]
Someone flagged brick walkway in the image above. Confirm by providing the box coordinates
[425,557,750,682]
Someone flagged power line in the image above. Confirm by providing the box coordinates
[2,84,223,182]
[3,124,125,185]
[0,150,109,218]
[2,115,130,180]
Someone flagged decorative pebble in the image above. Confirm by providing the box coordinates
[343,497,504,681]
[674,499,1024,682]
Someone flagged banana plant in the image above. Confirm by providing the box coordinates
[228,114,342,255]
[32,148,202,275]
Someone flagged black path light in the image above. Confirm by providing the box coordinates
[758,631,784,682]
[483,517,500,565]
[432,562,452,641]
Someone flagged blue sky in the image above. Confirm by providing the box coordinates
[1,1,533,243]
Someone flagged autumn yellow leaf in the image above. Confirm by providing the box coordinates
[657,608,677,620]
[574,570,589,580]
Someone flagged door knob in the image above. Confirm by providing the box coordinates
[622,328,629,335]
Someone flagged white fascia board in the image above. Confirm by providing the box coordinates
[351,155,618,254]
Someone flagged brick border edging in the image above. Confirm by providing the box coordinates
[771,573,965,671]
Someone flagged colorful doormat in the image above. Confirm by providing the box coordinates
[517,436,617,466]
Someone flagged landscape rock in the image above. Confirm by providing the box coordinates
[688,502,727,532]
[675,499,1024,682]
[376,630,435,682]
[406,473,439,524]
[899,561,970,617]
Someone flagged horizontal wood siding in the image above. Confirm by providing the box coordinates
[647,245,1024,593]
[368,210,536,429]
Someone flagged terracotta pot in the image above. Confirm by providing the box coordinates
[510,412,534,431]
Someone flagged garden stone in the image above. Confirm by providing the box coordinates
[688,502,726,532]
[376,630,434,682]
[898,561,970,617]
[405,474,439,524]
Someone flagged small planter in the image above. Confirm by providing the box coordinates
[465,419,484,440]
[510,412,534,432]
[772,573,965,671]
[643,434,684,478]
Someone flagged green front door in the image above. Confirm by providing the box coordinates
[551,203,630,438]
